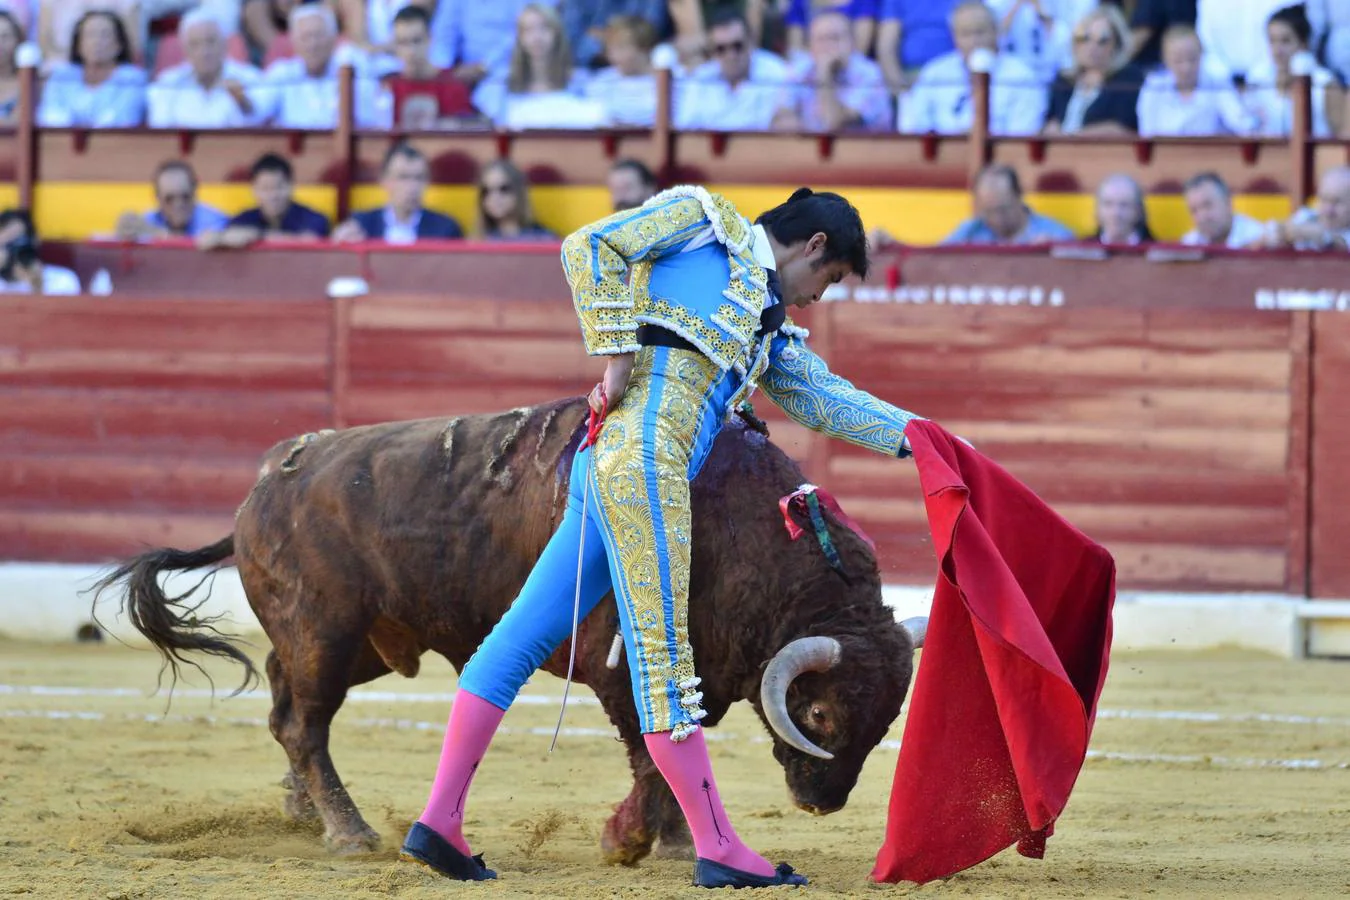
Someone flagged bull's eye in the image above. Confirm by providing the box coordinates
[810,705,827,722]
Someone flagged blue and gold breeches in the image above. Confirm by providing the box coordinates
[458,346,739,739]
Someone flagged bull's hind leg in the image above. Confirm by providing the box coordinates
[268,626,383,855]
[272,645,393,832]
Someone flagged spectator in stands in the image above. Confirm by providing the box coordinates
[1244,5,1345,139]
[674,9,794,131]
[475,159,557,241]
[329,0,414,67]
[877,0,958,94]
[198,152,330,248]
[783,7,890,131]
[900,1,1047,136]
[583,13,658,126]
[427,0,549,79]
[1136,25,1254,135]
[1129,0,1195,71]
[114,160,230,241]
[561,0,665,69]
[37,0,139,74]
[37,10,146,127]
[1262,166,1350,251]
[942,163,1075,244]
[607,157,657,211]
[1308,0,1350,84]
[0,208,81,295]
[473,3,606,129]
[255,3,387,129]
[147,10,263,128]
[1180,172,1265,248]
[1093,172,1153,244]
[1196,0,1289,81]
[332,143,462,243]
[987,0,1096,86]
[382,5,482,129]
[0,10,20,125]
[786,0,879,59]
[1044,5,1143,134]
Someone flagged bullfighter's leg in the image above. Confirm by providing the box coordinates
[267,623,381,854]
[402,480,615,878]
[589,347,792,883]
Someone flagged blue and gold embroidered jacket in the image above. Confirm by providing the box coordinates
[561,185,920,457]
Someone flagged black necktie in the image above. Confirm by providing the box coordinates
[757,269,786,337]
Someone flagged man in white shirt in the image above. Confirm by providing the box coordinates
[1180,172,1265,248]
[148,9,263,129]
[255,4,386,129]
[674,10,793,131]
[785,8,892,132]
[900,0,1047,136]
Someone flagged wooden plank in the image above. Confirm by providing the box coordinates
[0,453,259,512]
[1309,313,1350,598]
[0,508,237,562]
[347,334,596,385]
[1285,311,1313,595]
[0,388,331,455]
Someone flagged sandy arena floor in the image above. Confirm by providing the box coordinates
[0,637,1347,899]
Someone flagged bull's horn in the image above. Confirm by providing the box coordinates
[900,616,927,650]
[759,636,842,761]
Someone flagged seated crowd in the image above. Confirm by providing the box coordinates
[0,0,1347,136]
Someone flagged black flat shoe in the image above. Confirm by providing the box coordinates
[693,858,808,888]
[399,822,497,881]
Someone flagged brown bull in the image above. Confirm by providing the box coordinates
[95,398,924,863]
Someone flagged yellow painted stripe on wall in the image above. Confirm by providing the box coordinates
[0,184,18,212]
[25,182,1294,245]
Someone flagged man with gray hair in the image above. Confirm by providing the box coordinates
[900,0,1046,136]
[1262,166,1350,252]
[1181,172,1266,248]
[148,9,263,128]
[255,3,387,129]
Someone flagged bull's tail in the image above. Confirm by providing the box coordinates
[91,536,261,696]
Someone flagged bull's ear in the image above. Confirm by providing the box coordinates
[899,617,927,650]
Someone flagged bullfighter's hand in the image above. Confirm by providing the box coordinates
[593,352,634,415]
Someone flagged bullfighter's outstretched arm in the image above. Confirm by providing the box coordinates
[760,323,921,458]
[559,194,717,357]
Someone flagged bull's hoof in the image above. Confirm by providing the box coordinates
[600,827,654,867]
[325,825,381,856]
[693,859,808,889]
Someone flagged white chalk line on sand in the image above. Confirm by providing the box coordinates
[3,683,1350,728]
[3,707,1348,772]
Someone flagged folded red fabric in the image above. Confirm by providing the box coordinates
[871,419,1116,884]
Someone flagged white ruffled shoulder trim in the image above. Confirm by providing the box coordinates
[648,185,752,255]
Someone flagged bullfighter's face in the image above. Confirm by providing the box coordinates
[778,232,853,308]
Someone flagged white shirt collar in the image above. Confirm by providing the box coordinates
[751,224,776,270]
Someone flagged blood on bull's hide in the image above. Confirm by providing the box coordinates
[93,398,925,862]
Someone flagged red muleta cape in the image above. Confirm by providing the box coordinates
[871,419,1116,884]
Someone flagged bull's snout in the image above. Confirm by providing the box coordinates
[791,797,845,817]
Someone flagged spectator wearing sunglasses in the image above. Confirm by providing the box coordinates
[1044,5,1143,134]
[674,8,794,131]
[476,160,557,241]
[114,160,230,241]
